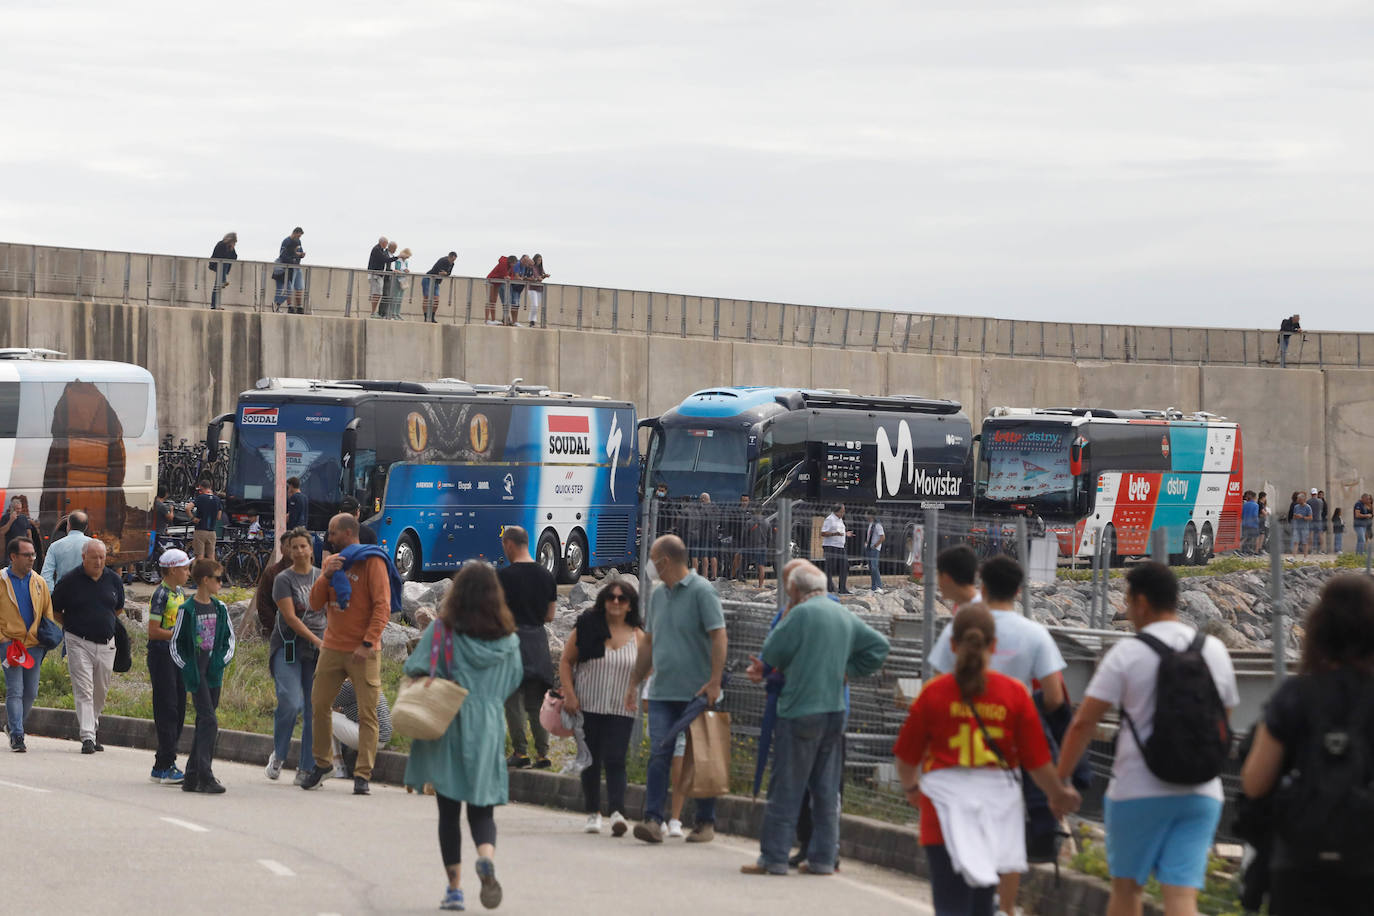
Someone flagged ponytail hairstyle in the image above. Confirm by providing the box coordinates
[951,603,997,702]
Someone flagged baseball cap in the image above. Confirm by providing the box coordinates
[6,640,34,669]
[1310,488,1319,495]
[159,548,192,568]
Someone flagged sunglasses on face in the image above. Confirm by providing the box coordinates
[604,593,628,603]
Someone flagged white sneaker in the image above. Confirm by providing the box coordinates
[609,811,628,837]
[666,818,684,838]
[264,752,282,781]
[584,813,602,834]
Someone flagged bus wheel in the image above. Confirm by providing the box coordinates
[1196,523,1214,566]
[1176,523,1198,566]
[561,530,588,584]
[537,530,562,581]
[395,532,422,582]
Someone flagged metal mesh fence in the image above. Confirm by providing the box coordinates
[631,495,1373,834]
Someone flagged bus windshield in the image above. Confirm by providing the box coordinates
[978,425,1076,514]
[651,427,749,500]
[227,426,343,507]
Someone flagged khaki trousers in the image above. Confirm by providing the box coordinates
[311,647,381,778]
[67,633,116,741]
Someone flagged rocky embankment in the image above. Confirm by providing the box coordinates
[124,565,1345,659]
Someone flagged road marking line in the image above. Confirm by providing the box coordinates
[0,779,51,793]
[160,816,209,833]
[715,835,932,913]
[258,859,296,877]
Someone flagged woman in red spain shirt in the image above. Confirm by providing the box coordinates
[894,604,1080,916]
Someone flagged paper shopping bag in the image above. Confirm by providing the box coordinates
[682,709,732,799]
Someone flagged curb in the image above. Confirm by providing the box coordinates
[10,707,1141,915]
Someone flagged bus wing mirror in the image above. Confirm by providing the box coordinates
[1070,439,1086,476]
[206,412,233,455]
[341,420,361,494]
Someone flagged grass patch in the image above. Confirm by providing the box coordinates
[25,624,410,751]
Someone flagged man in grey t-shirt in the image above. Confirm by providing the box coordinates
[265,529,323,783]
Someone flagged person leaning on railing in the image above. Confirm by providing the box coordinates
[208,232,237,310]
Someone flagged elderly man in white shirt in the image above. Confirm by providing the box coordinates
[41,511,93,591]
[819,503,852,595]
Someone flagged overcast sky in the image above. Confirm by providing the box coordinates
[3,0,1371,330]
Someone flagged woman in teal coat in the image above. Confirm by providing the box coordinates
[405,563,522,912]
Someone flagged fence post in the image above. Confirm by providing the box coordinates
[1089,532,1102,629]
[953,315,960,356]
[778,304,786,345]
[1151,528,1168,564]
[344,271,354,318]
[775,499,793,619]
[1016,516,1030,617]
[901,314,912,353]
[122,253,131,304]
[27,246,36,298]
[713,298,721,341]
[921,507,939,679]
[576,287,584,331]
[639,491,657,612]
[1270,523,1286,684]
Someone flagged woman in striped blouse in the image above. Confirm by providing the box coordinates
[559,580,644,836]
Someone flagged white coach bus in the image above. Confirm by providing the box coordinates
[0,349,158,564]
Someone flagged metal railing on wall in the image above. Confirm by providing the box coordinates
[0,240,1367,368]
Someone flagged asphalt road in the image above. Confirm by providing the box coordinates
[3,736,933,915]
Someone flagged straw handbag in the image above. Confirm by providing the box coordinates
[393,623,469,741]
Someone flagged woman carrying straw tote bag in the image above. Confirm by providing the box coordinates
[403,564,523,912]
[394,623,470,741]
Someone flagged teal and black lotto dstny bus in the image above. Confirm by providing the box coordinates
[220,378,637,582]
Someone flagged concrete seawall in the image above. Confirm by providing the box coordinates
[3,296,1370,512]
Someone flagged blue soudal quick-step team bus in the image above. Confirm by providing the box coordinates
[641,387,973,569]
[221,378,637,582]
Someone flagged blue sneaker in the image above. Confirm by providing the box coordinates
[439,887,465,911]
[475,857,501,909]
[150,768,167,784]
[161,766,186,785]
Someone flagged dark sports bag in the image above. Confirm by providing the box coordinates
[1121,630,1231,785]
[1273,675,1374,867]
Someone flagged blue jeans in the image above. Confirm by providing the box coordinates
[867,547,882,590]
[645,699,716,826]
[1358,525,1369,554]
[758,711,846,873]
[4,643,46,740]
[209,264,230,309]
[271,645,317,764]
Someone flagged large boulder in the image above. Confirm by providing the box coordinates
[381,620,421,662]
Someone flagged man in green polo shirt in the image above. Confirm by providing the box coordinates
[742,560,889,876]
[626,534,727,845]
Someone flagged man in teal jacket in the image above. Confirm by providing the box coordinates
[742,560,890,876]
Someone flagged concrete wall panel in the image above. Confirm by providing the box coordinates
[979,358,1079,418]
[887,354,982,420]
[1078,364,1201,414]
[461,325,555,389]
[1323,369,1374,517]
[646,336,732,418]
[733,343,812,391]
[1200,366,1324,496]
[813,348,886,396]
[557,331,649,408]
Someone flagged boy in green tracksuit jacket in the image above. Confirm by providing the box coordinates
[171,559,235,794]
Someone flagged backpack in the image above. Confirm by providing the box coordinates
[1273,674,1374,867]
[1121,630,1231,785]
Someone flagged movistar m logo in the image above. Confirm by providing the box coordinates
[876,421,963,499]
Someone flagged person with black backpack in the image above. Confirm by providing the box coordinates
[1057,562,1238,916]
[1240,575,1374,915]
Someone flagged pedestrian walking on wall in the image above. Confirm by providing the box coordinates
[208,232,237,310]
[1278,314,1301,368]
[274,227,306,314]
[526,254,549,327]
[367,236,392,317]
[422,252,457,323]
[403,563,522,912]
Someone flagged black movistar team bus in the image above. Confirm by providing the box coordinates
[641,387,973,568]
